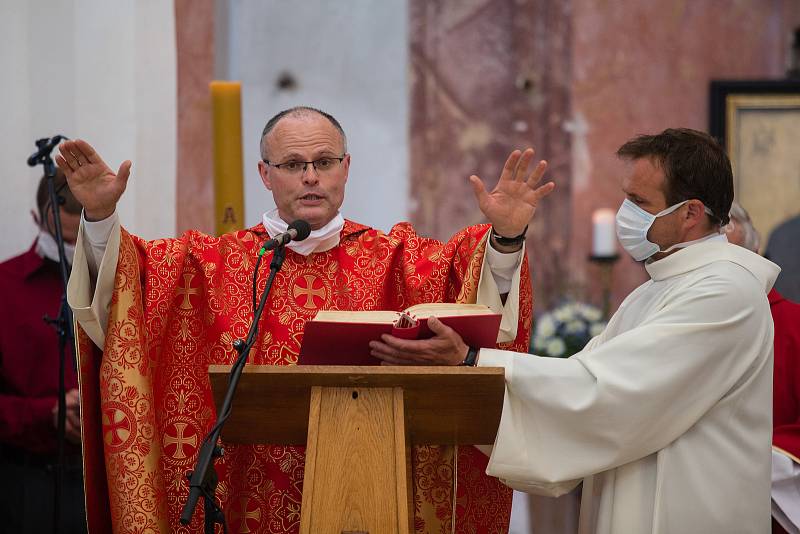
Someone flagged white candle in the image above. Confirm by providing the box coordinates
[592,209,617,257]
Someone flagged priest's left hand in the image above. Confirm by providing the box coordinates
[470,148,555,239]
[370,316,469,366]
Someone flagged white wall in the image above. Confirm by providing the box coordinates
[222,0,409,232]
[0,0,176,261]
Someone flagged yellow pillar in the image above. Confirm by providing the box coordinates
[210,81,245,235]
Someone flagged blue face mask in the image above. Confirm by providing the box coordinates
[615,199,715,261]
[617,198,688,261]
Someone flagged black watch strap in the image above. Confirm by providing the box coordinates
[460,346,479,367]
[491,225,528,246]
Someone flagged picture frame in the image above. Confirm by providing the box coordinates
[709,79,800,251]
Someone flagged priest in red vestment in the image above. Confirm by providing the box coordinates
[59,106,555,534]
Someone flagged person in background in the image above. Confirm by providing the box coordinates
[765,214,800,303]
[0,170,87,533]
[727,200,800,534]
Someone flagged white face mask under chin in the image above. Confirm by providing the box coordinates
[615,199,716,262]
[262,210,344,256]
[36,230,75,265]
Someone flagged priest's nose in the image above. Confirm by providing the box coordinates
[301,166,320,185]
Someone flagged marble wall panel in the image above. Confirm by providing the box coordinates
[410,0,574,311]
[175,0,215,235]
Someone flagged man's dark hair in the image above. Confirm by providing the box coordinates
[36,169,82,223]
[260,106,347,160]
[617,128,733,226]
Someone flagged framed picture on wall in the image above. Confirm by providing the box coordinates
[709,79,800,252]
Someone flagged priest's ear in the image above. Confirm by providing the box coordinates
[341,153,351,183]
[258,160,274,192]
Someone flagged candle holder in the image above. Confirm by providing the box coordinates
[588,254,620,319]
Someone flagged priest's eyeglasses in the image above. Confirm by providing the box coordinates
[263,155,346,175]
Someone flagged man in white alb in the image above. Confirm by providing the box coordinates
[371,128,780,534]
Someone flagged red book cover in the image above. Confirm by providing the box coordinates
[298,304,502,366]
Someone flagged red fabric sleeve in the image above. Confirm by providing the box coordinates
[771,290,800,459]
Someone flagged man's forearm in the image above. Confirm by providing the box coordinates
[82,210,117,278]
[478,235,525,343]
[485,237,524,295]
[68,211,120,348]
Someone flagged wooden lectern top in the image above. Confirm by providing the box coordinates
[209,365,506,446]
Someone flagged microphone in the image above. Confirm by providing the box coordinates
[262,219,311,251]
[27,135,68,167]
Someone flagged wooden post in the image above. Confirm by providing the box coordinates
[300,386,412,534]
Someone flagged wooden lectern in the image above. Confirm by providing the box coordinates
[209,365,505,534]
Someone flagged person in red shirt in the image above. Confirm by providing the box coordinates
[0,170,86,533]
[726,200,800,534]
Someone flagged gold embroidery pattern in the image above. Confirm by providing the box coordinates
[101,229,169,533]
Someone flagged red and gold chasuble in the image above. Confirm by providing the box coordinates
[76,220,533,533]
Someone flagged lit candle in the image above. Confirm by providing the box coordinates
[210,81,245,236]
[592,208,617,257]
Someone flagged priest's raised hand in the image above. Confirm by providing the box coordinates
[470,147,555,249]
[55,139,131,222]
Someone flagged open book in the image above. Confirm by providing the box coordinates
[298,303,502,366]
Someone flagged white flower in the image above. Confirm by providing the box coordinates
[553,305,574,323]
[564,320,585,335]
[546,338,566,357]
[536,315,556,338]
[533,335,551,350]
[589,322,605,337]
[582,306,603,322]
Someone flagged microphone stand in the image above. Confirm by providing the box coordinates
[181,245,287,533]
[27,135,73,534]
